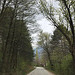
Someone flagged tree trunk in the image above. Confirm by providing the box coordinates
[72,46,75,69]
[71,44,75,73]
[47,51,53,70]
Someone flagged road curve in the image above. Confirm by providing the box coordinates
[27,67,55,75]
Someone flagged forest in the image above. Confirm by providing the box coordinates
[36,0,75,75]
[0,0,35,75]
[0,0,75,75]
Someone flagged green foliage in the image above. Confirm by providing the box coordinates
[39,0,75,75]
[46,62,52,70]
[17,57,34,75]
[45,28,72,75]
[49,28,74,75]
[53,54,74,75]
[61,54,74,75]
[0,1,34,74]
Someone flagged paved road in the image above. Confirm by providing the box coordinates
[27,67,55,75]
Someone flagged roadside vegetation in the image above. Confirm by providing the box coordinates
[36,29,74,75]
[0,0,75,75]
[35,0,75,75]
[0,0,37,75]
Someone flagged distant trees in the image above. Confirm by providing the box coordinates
[39,0,75,71]
[37,31,53,69]
[35,49,39,66]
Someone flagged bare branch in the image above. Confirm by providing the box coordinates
[63,0,74,42]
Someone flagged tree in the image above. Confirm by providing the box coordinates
[0,0,35,74]
[50,28,70,73]
[35,49,39,66]
[39,0,75,69]
[51,27,69,55]
[37,31,53,69]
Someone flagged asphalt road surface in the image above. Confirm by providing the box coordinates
[27,67,55,75]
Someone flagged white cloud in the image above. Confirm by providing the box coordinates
[37,18,55,34]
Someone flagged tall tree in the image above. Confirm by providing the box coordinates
[39,0,75,69]
[0,0,35,74]
[51,28,70,72]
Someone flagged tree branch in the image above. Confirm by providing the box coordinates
[63,0,74,43]
[1,0,7,14]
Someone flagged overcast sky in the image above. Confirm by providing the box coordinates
[31,0,59,48]
[37,18,55,34]
[31,17,55,48]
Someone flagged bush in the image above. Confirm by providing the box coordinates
[61,54,74,75]
[53,54,74,75]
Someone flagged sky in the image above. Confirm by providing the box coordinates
[31,0,59,48]
[31,17,55,48]
[31,15,55,48]
[37,18,55,34]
